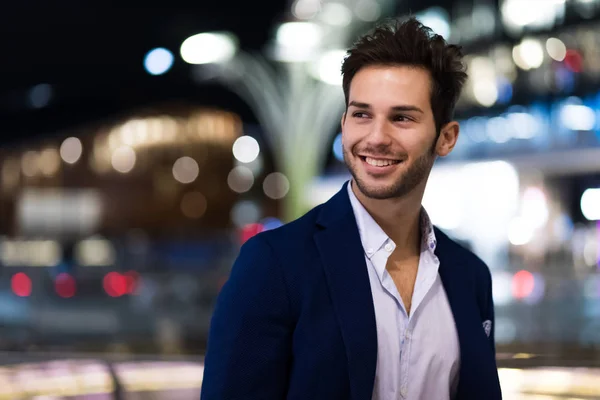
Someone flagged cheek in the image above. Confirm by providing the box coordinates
[341,130,359,150]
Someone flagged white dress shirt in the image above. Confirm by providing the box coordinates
[347,183,460,400]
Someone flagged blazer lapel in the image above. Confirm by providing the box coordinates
[314,183,377,400]
[435,228,484,398]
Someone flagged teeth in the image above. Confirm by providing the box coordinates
[365,157,398,167]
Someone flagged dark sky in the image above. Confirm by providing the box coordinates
[0,0,458,145]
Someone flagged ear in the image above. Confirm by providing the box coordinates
[341,112,347,131]
[436,121,459,157]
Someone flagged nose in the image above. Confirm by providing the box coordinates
[365,118,393,147]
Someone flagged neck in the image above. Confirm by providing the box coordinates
[351,180,425,256]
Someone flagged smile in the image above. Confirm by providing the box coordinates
[361,156,401,167]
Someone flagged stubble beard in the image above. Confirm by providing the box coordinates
[343,143,437,200]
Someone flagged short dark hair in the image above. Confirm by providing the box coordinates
[341,17,468,133]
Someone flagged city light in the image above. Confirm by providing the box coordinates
[263,172,290,199]
[274,22,321,62]
[512,270,535,300]
[312,50,346,85]
[581,188,600,221]
[103,272,138,297]
[111,146,136,173]
[180,32,237,64]
[144,48,174,75]
[512,38,544,70]
[55,273,77,298]
[11,273,32,297]
[560,104,595,131]
[332,133,343,161]
[60,137,83,164]
[292,0,320,19]
[508,217,534,246]
[320,3,352,26]
[227,166,254,193]
[546,37,567,61]
[172,156,199,184]
[232,136,260,163]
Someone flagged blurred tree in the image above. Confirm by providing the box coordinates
[193,0,394,221]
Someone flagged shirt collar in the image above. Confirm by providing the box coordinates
[347,180,437,257]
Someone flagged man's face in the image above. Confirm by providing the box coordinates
[341,65,444,200]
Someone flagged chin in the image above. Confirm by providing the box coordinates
[354,176,403,200]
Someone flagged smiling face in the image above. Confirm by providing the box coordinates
[342,65,457,200]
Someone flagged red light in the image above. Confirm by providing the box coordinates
[240,223,265,244]
[11,273,32,297]
[55,273,76,298]
[103,272,128,297]
[124,271,139,294]
[512,270,535,299]
[564,50,583,73]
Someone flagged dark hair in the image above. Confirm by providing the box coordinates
[341,17,468,133]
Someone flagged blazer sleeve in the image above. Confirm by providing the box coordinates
[201,234,293,400]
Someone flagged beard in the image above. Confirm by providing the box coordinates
[343,141,436,200]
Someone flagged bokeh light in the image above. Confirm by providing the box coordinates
[332,133,344,161]
[512,270,535,300]
[263,172,290,199]
[11,273,32,297]
[292,0,320,19]
[512,38,544,70]
[172,156,199,184]
[227,166,254,193]
[546,37,567,61]
[60,137,83,165]
[232,136,260,163]
[111,146,136,173]
[320,3,352,26]
[21,151,39,177]
[38,148,60,177]
[55,273,76,298]
[144,48,174,75]
[180,32,237,64]
[581,188,600,221]
[508,217,534,246]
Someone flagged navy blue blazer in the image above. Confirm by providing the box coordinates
[201,183,502,399]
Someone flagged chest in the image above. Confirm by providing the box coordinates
[386,255,419,313]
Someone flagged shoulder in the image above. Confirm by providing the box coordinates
[253,203,325,248]
[434,227,492,283]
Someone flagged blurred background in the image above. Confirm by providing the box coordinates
[1,0,600,398]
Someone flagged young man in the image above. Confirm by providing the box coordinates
[201,18,502,400]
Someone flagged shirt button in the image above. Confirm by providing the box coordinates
[400,387,407,397]
[384,243,393,252]
[405,331,411,340]
[366,248,374,255]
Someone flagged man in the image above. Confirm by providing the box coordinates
[201,18,502,400]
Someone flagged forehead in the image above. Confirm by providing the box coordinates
[348,65,433,113]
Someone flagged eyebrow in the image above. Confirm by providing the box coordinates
[348,101,424,114]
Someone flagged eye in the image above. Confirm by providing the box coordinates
[393,115,410,122]
[352,112,369,118]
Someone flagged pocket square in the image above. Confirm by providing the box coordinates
[482,320,492,337]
